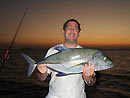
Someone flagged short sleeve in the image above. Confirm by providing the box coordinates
[44,47,59,74]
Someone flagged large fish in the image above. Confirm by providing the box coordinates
[21,46,114,77]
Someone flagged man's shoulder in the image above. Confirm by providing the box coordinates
[45,44,63,57]
[49,44,83,49]
[48,44,63,50]
[77,45,83,48]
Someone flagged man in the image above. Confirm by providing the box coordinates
[37,19,96,98]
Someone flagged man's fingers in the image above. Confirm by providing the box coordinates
[88,61,95,75]
[92,63,95,72]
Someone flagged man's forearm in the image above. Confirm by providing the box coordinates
[37,70,48,81]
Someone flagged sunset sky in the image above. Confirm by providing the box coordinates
[1,0,130,49]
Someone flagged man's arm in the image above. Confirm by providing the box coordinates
[37,64,48,81]
[82,62,96,86]
[82,72,96,86]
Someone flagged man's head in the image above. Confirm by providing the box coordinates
[63,19,81,32]
[63,19,81,44]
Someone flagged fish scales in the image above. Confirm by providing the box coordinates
[43,48,97,63]
[39,48,98,73]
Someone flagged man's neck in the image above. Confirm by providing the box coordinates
[63,41,78,48]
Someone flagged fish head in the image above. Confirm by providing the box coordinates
[92,50,114,71]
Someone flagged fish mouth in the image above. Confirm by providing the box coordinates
[106,61,114,70]
[95,60,114,71]
[108,61,113,66]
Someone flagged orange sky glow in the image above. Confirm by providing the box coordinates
[1,0,130,49]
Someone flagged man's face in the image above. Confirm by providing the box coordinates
[63,21,80,43]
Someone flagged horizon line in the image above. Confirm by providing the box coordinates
[0,44,130,49]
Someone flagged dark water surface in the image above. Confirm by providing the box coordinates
[0,49,130,98]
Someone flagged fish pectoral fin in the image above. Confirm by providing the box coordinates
[56,72,67,76]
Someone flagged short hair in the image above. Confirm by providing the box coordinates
[63,19,81,32]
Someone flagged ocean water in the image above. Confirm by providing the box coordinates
[0,49,130,98]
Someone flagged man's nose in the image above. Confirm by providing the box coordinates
[70,28,75,32]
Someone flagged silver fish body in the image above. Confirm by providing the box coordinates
[22,48,114,77]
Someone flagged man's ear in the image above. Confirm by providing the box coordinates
[62,29,65,35]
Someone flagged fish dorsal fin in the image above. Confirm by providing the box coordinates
[54,46,68,52]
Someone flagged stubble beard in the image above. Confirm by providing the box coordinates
[64,37,77,45]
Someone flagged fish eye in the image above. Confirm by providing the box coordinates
[103,57,107,60]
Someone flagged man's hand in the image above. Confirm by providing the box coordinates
[37,64,47,74]
[37,64,48,81]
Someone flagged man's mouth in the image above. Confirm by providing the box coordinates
[69,34,75,37]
